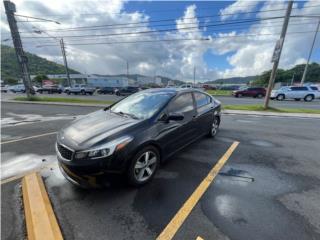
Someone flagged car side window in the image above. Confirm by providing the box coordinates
[168,93,194,113]
[291,87,308,91]
[194,92,211,108]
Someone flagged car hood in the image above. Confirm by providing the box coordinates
[58,109,141,150]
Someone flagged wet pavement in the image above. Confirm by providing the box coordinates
[1,102,320,240]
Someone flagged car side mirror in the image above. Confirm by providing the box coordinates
[167,112,184,122]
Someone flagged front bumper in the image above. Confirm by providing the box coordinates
[56,142,131,187]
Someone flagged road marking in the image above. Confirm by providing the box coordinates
[1,131,57,145]
[156,141,240,240]
[196,237,204,240]
[22,173,63,240]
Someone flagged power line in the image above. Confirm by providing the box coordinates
[34,30,319,47]
[13,1,317,19]
[27,4,320,32]
[17,19,319,45]
[15,16,293,39]
[17,15,320,40]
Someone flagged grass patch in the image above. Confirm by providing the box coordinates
[14,96,114,105]
[224,104,320,114]
[206,90,232,96]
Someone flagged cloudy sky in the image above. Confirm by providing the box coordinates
[1,0,320,82]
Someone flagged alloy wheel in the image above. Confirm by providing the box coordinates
[134,151,157,182]
[211,118,219,136]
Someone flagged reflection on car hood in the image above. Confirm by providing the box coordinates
[58,110,140,149]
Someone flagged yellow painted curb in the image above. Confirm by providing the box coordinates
[22,173,63,240]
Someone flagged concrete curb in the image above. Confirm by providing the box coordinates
[223,109,320,119]
[22,173,63,240]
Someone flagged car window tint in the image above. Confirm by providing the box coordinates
[194,92,211,108]
[291,87,308,91]
[310,87,318,90]
[169,93,194,113]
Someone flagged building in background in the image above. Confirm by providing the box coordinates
[137,76,163,86]
[87,75,128,88]
[31,74,129,88]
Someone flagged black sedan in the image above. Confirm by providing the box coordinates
[56,88,221,187]
[97,87,115,94]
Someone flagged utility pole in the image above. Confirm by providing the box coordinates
[291,73,295,86]
[193,66,196,86]
[4,0,34,98]
[60,38,71,87]
[126,60,129,78]
[264,1,293,109]
[300,18,320,85]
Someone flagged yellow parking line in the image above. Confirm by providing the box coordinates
[157,141,240,240]
[22,173,63,240]
[1,131,57,145]
[196,237,204,240]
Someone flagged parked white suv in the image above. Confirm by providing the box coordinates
[270,86,320,102]
[64,84,95,95]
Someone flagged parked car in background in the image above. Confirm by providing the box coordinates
[97,87,116,94]
[64,84,95,95]
[179,84,193,89]
[202,84,217,90]
[232,87,266,98]
[114,86,140,96]
[56,88,221,187]
[9,84,25,93]
[37,85,62,94]
[270,86,320,102]
[1,84,8,93]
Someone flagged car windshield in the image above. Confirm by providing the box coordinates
[110,91,174,120]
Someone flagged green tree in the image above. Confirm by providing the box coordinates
[4,78,18,85]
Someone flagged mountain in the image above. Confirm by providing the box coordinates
[1,44,79,81]
[205,76,257,84]
[253,63,320,86]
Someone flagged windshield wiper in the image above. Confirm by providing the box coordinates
[112,111,139,120]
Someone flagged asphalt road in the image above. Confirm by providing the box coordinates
[2,92,320,110]
[1,102,320,240]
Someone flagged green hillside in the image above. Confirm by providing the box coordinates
[253,62,320,86]
[1,44,79,82]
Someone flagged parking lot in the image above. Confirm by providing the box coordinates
[1,102,320,240]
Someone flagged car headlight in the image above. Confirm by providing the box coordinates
[75,135,133,160]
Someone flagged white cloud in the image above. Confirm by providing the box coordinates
[1,0,319,82]
[220,0,260,20]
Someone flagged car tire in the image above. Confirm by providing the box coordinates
[276,94,285,101]
[81,90,86,95]
[66,91,70,95]
[256,93,263,98]
[89,92,93,95]
[207,116,220,138]
[127,146,160,187]
[304,94,314,102]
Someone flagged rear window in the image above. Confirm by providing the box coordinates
[194,92,211,108]
[168,93,194,113]
[310,86,318,91]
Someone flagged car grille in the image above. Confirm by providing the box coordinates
[57,143,74,160]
